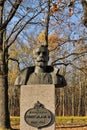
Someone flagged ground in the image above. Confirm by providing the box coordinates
[11,116,87,130]
[57,128,87,130]
[11,124,87,130]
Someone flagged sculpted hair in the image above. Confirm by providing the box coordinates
[33,45,49,56]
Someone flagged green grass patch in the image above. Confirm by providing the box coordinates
[56,116,87,125]
[10,116,20,125]
[10,116,87,128]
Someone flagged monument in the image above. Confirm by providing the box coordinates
[15,45,66,86]
[15,45,67,130]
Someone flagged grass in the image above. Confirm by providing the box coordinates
[56,116,87,126]
[10,116,20,124]
[10,116,20,130]
[10,116,87,129]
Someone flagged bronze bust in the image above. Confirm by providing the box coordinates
[15,45,67,87]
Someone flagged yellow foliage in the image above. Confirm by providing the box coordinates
[37,31,45,43]
[37,31,60,50]
[50,0,63,14]
[9,44,19,58]
[8,66,19,85]
[48,34,59,44]
[51,3,59,13]
[8,42,32,85]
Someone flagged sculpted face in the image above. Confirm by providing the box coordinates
[33,46,49,68]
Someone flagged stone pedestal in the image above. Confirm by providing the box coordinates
[20,85,55,130]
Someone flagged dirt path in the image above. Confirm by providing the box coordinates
[56,126,87,130]
[56,128,87,130]
[12,125,87,130]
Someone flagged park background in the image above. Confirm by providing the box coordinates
[0,0,87,129]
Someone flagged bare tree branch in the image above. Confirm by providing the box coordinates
[52,51,87,64]
[8,57,19,62]
[5,8,45,51]
[0,0,22,30]
[8,57,20,68]
[49,38,87,52]
[0,0,5,47]
[53,62,87,75]
[0,0,5,6]
[5,9,30,43]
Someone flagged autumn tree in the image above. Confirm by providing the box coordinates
[0,0,22,128]
[24,0,87,116]
[0,0,47,129]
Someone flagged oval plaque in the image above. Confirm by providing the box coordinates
[24,101,52,128]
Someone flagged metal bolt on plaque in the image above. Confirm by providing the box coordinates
[24,101,53,129]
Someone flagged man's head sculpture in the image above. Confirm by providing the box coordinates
[33,45,49,69]
[15,44,67,87]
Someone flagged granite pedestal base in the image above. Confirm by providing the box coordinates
[20,85,55,130]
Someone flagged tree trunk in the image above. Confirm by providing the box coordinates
[0,0,11,129]
[0,0,3,50]
[71,86,74,116]
[85,85,87,115]
[0,52,11,129]
[0,53,6,128]
[78,82,81,116]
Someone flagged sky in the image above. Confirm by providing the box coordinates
[4,0,87,70]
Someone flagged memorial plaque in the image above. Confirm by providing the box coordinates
[24,101,52,128]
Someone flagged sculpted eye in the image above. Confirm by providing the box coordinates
[43,52,47,55]
[37,51,40,55]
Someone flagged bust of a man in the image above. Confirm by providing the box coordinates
[15,45,67,87]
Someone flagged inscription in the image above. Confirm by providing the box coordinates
[24,101,52,128]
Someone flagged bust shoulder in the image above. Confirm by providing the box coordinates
[51,67,67,87]
[14,66,67,87]
[14,66,35,86]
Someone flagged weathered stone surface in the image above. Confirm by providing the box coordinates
[20,85,55,130]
